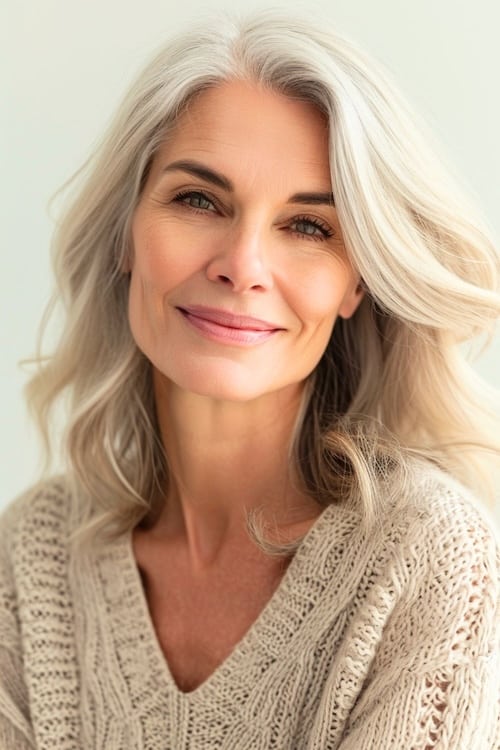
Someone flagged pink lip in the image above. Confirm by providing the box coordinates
[178,305,282,331]
[177,305,284,345]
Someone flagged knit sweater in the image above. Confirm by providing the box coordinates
[0,469,498,750]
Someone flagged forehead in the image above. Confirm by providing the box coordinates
[153,80,332,189]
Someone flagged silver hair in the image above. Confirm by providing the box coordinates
[26,9,500,555]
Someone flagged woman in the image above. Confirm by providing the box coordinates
[1,10,499,749]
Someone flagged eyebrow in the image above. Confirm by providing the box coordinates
[162,159,335,206]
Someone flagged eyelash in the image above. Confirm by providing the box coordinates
[290,215,334,241]
[173,190,219,212]
[172,190,334,241]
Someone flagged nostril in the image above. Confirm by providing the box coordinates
[218,275,232,284]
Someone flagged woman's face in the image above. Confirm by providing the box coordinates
[129,80,363,402]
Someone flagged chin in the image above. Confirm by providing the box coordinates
[175,373,272,403]
[153,355,305,404]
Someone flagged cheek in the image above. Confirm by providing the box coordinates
[127,270,163,348]
[131,222,186,287]
[128,223,173,338]
[290,262,354,327]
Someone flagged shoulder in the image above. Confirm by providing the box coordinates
[347,461,499,587]
[402,464,498,596]
[420,464,497,552]
[380,461,499,553]
[363,461,499,637]
[345,463,500,677]
[380,463,498,653]
[0,477,82,642]
[0,477,75,560]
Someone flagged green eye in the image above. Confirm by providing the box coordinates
[174,190,216,211]
[291,217,333,239]
[295,220,321,236]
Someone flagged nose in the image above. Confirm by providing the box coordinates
[205,223,274,293]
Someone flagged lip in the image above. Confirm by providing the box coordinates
[176,305,284,345]
[177,305,283,331]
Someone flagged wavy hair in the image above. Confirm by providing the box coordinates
[25,10,500,556]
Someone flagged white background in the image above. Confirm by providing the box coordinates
[2,0,499,512]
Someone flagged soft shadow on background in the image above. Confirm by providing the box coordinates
[2,0,499,518]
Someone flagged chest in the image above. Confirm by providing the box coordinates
[133,538,290,692]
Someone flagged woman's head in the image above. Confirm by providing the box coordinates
[28,10,500,548]
[129,79,363,403]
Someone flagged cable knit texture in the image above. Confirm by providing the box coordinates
[0,467,498,749]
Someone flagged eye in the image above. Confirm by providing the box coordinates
[173,190,217,212]
[289,216,334,241]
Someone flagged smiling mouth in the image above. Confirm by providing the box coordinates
[176,306,283,345]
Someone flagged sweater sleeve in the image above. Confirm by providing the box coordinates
[0,497,36,749]
[338,487,500,750]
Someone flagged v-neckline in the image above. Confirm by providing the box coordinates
[98,501,338,704]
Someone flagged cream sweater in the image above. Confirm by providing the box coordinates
[0,469,498,749]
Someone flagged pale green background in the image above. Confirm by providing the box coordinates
[2,0,499,519]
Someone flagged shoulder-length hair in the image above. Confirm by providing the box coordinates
[26,10,500,555]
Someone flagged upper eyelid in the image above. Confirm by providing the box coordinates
[292,214,332,228]
[173,188,220,209]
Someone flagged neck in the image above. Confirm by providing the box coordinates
[149,369,318,566]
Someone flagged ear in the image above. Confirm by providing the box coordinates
[338,279,365,320]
